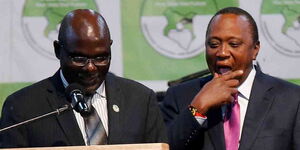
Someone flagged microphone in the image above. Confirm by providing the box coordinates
[65,83,91,116]
[0,105,70,133]
[0,84,90,133]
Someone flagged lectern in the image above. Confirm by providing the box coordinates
[0,143,169,150]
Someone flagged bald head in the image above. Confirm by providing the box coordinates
[58,9,111,46]
[54,9,112,94]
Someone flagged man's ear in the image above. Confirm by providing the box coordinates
[252,41,260,60]
[54,40,61,59]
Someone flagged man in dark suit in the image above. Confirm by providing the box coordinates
[0,9,167,148]
[161,7,300,150]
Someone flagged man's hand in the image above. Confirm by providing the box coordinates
[190,70,243,115]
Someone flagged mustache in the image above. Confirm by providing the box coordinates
[77,73,99,78]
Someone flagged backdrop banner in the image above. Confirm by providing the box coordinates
[1,0,300,104]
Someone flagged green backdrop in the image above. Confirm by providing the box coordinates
[1,79,300,115]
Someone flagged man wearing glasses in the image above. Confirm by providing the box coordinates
[0,9,167,148]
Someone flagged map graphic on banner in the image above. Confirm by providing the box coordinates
[141,0,238,59]
[0,0,102,107]
[122,0,237,80]
[261,0,300,57]
[22,0,98,59]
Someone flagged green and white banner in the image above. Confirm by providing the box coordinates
[123,0,237,80]
[1,0,300,106]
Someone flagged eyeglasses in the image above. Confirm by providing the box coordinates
[59,43,111,67]
[68,55,111,67]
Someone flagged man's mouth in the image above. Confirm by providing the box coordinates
[78,74,99,85]
[216,66,232,75]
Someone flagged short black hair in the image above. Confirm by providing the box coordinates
[206,7,259,44]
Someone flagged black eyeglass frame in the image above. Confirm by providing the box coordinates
[59,43,111,67]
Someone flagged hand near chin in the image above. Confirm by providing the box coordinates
[190,70,243,115]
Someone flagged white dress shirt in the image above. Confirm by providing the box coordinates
[196,67,256,139]
[59,70,108,145]
[236,67,256,138]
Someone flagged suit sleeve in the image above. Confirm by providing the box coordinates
[293,95,300,149]
[144,90,168,143]
[0,95,29,148]
[160,87,206,150]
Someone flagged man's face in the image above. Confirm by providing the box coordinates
[59,35,112,95]
[205,14,259,84]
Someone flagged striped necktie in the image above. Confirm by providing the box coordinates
[83,99,107,145]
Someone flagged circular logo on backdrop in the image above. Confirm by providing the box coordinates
[260,0,300,57]
[21,0,98,59]
[140,0,239,59]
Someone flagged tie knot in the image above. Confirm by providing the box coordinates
[80,97,94,117]
[224,93,239,121]
[234,92,238,101]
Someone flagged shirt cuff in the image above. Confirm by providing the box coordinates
[194,116,207,125]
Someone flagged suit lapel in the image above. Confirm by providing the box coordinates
[46,71,85,145]
[239,71,275,150]
[105,73,123,144]
[207,108,226,150]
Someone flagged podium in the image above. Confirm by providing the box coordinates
[0,143,169,150]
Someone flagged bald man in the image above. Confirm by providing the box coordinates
[0,9,167,148]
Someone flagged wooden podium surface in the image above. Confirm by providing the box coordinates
[0,143,169,150]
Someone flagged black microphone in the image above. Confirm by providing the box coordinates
[65,83,91,116]
[0,84,90,133]
[0,105,70,133]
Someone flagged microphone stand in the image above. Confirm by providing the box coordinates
[0,105,70,133]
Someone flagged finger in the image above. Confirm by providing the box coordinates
[223,95,235,104]
[231,88,238,96]
[222,100,231,105]
[222,70,243,80]
[213,72,220,78]
[225,79,240,87]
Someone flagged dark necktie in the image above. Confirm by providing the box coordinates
[223,94,240,150]
[83,101,107,145]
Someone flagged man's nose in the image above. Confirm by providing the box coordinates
[84,59,97,72]
[216,44,230,59]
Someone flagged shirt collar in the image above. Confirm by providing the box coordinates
[59,69,106,98]
[237,66,256,100]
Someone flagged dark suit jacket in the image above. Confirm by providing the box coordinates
[0,71,167,148]
[161,70,300,150]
